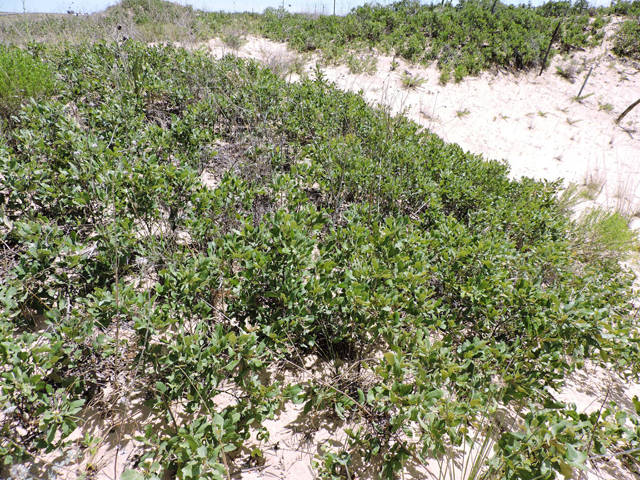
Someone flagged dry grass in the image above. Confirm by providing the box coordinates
[581,169,606,201]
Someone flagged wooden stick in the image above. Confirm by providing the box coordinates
[539,20,562,76]
[616,97,640,125]
[577,65,594,99]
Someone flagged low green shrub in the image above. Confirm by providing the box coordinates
[258,0,608,82]
[605,0,640,16]
[613,19,640,61]
[2,41,640,480]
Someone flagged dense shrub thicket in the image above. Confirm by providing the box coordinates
[1,41,640,479]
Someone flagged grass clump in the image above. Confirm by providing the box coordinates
[221,29,247,49]
[574,208,638,260]
[0,46,56,121]
[555,63,578,82]
[599,101,614,112]
[400,71,426,89]
[346,51,378,74]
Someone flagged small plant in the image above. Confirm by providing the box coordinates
[400,71,426,90]
[221,28,247,49]
[439,69,451,85]
[538,110,548,117]
[264,52,305,77]
[598,102,614,113]
[456,108,470,118]
[421,110,439,122]
[557,183,582,213]
[566,117,581,126]
[573,92,594,102]
[346,52,377,75]
[556,64,578,83]
[581,169,606,200]
[390,59,399,71]
[453,64,468,83]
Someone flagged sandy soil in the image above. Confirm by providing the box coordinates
[6,28,640,480]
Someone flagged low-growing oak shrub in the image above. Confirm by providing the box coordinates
[1,41,640,480]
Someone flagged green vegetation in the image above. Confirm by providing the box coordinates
[258,0,608,82]
[0,46,56,122]
[1,39,640,480]
[599,101,614,112]
[606,0,640,16]
[346,51,378,74]
[574,208,639,259]
[0,0,253,44]
[400,72,426,89]
[613,19,640,61]
[555,63,578,82]
[5,0,640,83]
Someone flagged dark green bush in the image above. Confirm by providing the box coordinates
[613,19,640,60]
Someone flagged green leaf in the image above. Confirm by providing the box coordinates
[426,389,444,400]
[558,460,573,479]
[121,470,145,480]
[383,352,395,365]
[565,444,587,468]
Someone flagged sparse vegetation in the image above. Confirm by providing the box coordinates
[581,169,606,200]
[574,208,638,260]
[555,63,578,82]
[221,28,247,49]
[346,51,378,75]
[573,92,594,102]
[599,101,614,112]
[400,71,426,90]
